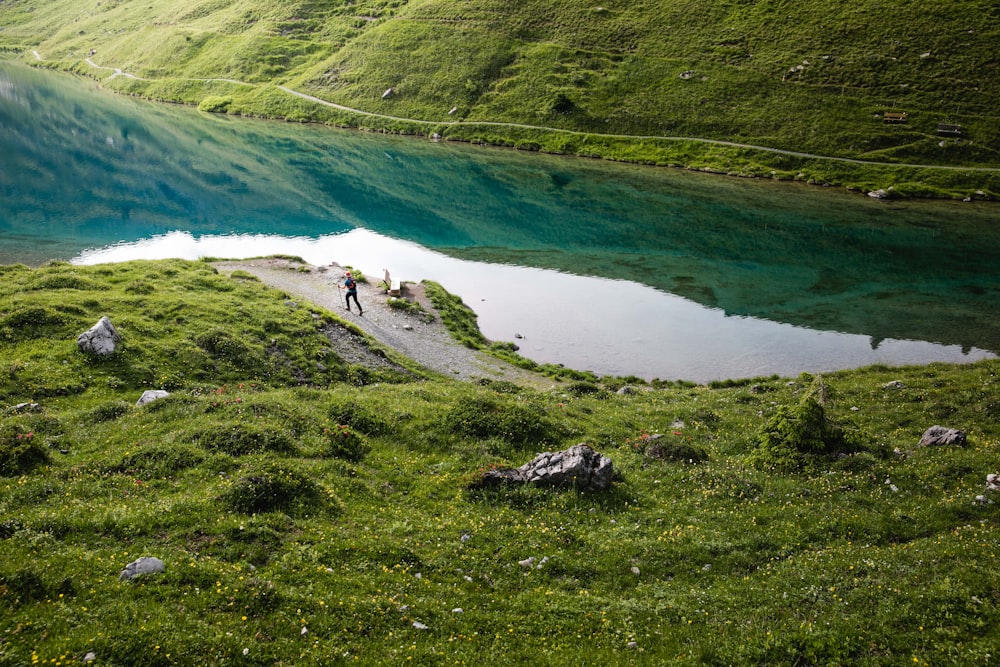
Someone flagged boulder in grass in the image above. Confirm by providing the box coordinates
[136,390,170,407]
[918,425,966,447]
[77,316,122,356]
[476,443,614,491]
[119,556,165,581]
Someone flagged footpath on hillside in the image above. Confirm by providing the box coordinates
[213,258,552,387]
[32,51,999,175]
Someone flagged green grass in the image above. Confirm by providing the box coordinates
[1,261,999,665]
[2,0,999,198]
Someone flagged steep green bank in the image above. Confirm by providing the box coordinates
[1,259,998,664]
[2,0,999,198]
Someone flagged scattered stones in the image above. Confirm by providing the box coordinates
[135,389,170,407]
[616,385,638,395]
[882,380,905,389]
[77,316,122,356]
[412,621,428,630]
[918,425,967,447]
[986,474,1000,493]
[8,402,41,414]
[475,444,614,491]
[119,556,165,581]
[679,70,695,79]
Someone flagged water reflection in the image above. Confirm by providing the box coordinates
[73,229,995,382]
[2,60,999,380]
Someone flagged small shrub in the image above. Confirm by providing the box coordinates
[749,397,860,473]
[327,398,391,436]
[191,423,296,455]
[442,395,565,447]
[566,381,608,398]
[0,424,49,476]
[219,462,324,515]
[0,569,49,605]
[84,400,132,424]
[641,435,710,464]
[321,424,369,462]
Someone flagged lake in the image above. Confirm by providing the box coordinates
[2,60,998,382]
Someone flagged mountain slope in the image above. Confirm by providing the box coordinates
[2,0,999,195]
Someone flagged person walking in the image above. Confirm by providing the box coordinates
[343,271,363,315]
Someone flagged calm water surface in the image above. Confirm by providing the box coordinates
[2,61,998,381]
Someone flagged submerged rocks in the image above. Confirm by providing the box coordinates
[475,443,614,491]
[77,316,121,356]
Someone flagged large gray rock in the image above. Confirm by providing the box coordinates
[136,390,170,407]
[119,556,165,581]
[77,316,122,356]
[477,443,614,491]
[918,425,967,447]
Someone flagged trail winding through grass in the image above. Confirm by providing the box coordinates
[30,50,1000,174]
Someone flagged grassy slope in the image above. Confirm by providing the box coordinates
[2,0,999,197]
[1,260,999,665]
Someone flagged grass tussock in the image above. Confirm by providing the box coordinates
[0,260,999,664]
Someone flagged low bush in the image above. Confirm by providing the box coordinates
[190,423,296,455]
[321,424,369,462]
[749,396,863,472]
[327,398,392,436]
[0,424,49,476]
[219,461,325,516]
[442,394,565,447]
[84,399,132,424]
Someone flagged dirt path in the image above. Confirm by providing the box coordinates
[33,51,996,175]
[213,258,551,386]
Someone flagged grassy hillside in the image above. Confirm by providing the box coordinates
[1,259,999,665]
[2,0,999,197]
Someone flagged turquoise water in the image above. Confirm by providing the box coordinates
[2,61,998,381]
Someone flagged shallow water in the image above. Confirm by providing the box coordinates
[2,61,998,381]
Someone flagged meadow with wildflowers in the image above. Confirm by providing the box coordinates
[0,259,998,665]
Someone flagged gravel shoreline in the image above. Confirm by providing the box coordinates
[213,258,550,385]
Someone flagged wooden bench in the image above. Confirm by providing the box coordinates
[937,123,962,136]
[883,112,908,123]
[383,269,402,297]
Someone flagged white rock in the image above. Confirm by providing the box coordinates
[119,556,165,581]
[136,389,170,407]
